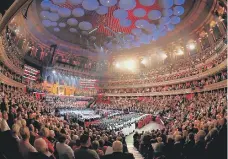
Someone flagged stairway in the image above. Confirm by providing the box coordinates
[127,144,144,159]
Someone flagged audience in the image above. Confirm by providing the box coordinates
[55,134,74,159]
[101,141,135,159]
[18,126,37,159]
[74,134,99,159]
[0,28,226,159]
[32,138,55,159]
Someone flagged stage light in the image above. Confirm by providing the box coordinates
[141,58,147,65]
[52,70,56,74]
[115,62,120,68]
[177,49,184,55]
[161,53,167,60]
[188,43,196,50]
[159,51,167,60]
[124,60,135,70]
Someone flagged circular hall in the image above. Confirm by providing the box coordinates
[0,0,227,159]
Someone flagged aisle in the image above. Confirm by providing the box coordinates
[126,122,163,159]
[126,122,163,144]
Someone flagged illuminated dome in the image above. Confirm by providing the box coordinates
[0,0,226,81]
[0,2,227,159]
[6,0,209,56]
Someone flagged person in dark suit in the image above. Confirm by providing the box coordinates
[172,135,183,159]
[183,133,195,159]
[164,136,174,159]
[217,118,227,159]
[205,128,219,159]
[101,141,135,159]
[193,131,206,159]
[116,136,128,153]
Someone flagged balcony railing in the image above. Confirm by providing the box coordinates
[0,72,25,88]
[0,38,24,75]
[103,59,227,89]
[104,80,227,97]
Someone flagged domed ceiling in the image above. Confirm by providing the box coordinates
[13,0,215,59]
[28,0,197,54]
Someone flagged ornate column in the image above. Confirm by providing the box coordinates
[208,28,216,46]
[217,21,226,36]
[197,38,203,53]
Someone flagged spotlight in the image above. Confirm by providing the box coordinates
[177,49,184,55]
[115,62,120,68]
[161,53,167,60]
[141,58,147,65]
[188,43,196,50]
[52,70,56,74]
[159,51,167,60]
[124,60,135,70]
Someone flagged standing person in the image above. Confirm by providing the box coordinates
[55,134,74,159]
[101,141,135,159]
[30,138,55,159]
[18,126,37,159]
[39,127,55,153]
[91,140,104,158]
[74,134,100,159]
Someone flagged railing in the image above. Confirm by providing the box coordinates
[0,72,25,88]
[104,80,227,97]
[0,38,24,75]
[103,59,227,89]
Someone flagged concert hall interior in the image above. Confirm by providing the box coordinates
[0,0,227,159]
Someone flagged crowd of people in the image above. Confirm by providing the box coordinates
[5,21,108,74]
[103,47,227,87]
[103,69,227,94]
[0,78,226,159]
[98,89,227,159]
[97,89,227,115]
[2,29,24,69]
[44,95,94,110]
[0,61,22,83]
[0,9,226,159]
[0,84,135,159]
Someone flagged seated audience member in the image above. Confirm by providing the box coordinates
[48,130,57,144]
[0,118,23,159]
[140,134,154,159]
[12,123,21,142]
[173,135,183,159]
[29,124,38,145]
[18,126,37,159]
[101,141,135,159]
[74,134,100,159]
[55,134,74,159]
[183,133,195,159]
[98,139,107,154]
[164,136,174,159]
[116,136,128,153]
[153,142,165,159]
[39,127,55,153]
[30,138,55,159]
[92,140,104,157]
[69,139,81,151]
[193,131,206,159]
